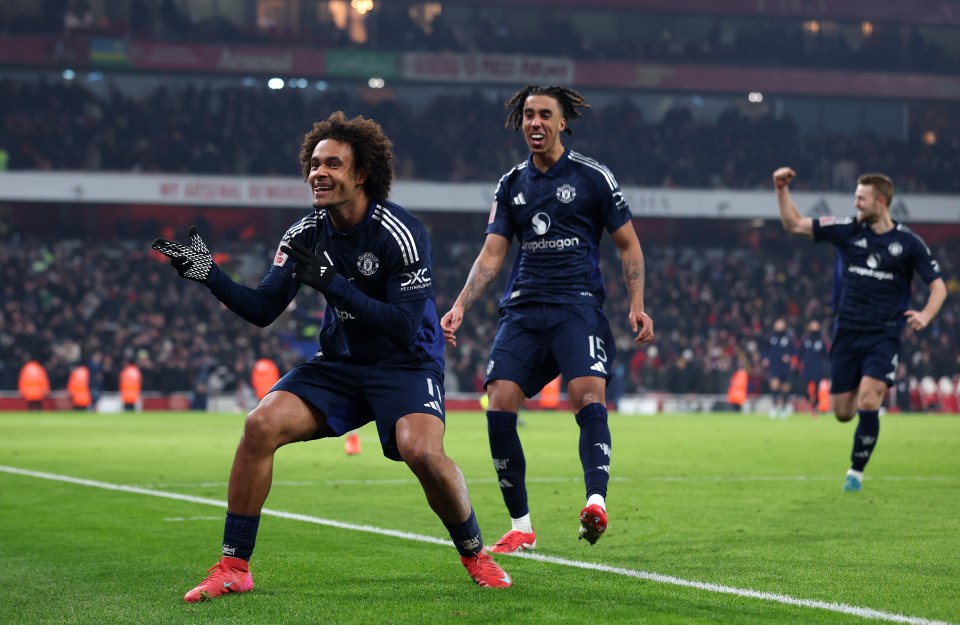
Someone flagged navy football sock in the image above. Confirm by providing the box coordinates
[223,511,260,561]
[576,403,611,498]
[444,508,484,557]
[487,410,529,518]
[850,409,880,472]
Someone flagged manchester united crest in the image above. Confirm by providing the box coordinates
[357,252,379,276]
[556,184,576,203]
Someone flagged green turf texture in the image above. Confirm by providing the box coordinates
[1,410,957,625]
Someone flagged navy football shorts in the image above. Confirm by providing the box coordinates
[801,364,828,386]
[273,358,445,461]
[829,327,901,394]
[767,362,792,383]
[484,302,616,398]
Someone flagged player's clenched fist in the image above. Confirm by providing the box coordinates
[440,307,463,348]
[773,167,796,189]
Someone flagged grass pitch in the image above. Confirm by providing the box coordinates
[1,409,958,625]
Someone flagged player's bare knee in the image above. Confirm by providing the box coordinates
[857,397,885,413]
[487,383,523,413]
[571,394,603,413]
[241,407,286,448]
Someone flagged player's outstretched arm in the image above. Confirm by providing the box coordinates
[904,278,947,332]
[773,167,813,238]
[611,222,654,345]
[153,226,298,328]
[441,233,510,348]
[151,225,215,283]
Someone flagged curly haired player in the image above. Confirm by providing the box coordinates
[154,112,512,601]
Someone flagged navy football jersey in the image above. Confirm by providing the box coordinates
[799,331,829,379]
[486,149,633,308]
[763,330,797,363]
[208,201,443,368]
[763,330,796,369]
[813,217,942,333]
[830,253,844,315]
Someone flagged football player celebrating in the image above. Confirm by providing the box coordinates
[442,86,655,552]
[154,112,511,602]
[774,167,946,492]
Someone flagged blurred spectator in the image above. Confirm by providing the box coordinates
[63,0,93,32]
[1,222,955,398]
[6,3,960,75]
[0,77,957,193]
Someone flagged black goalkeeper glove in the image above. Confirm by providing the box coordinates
[151,225,215,283]
[280,239,337,292]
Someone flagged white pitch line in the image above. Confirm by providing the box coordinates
[0,466,455,548]
[141,476,632,489]
[0,465,954,625]
[508,551,955,625]
[139,474,952,489]
[646,475,956,483]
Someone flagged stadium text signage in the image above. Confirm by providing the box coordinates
[1,172,957,223]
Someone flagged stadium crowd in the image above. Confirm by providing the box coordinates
[2,4,957,408]
[2,77,959,194]
[5,1,959,75]
[2,219,957,404]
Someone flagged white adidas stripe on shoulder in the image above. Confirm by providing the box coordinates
[283,210,323,241]
[897,223,935,255]
[494,162,528,196]
[374,205,420,266]
[568,151,618,190]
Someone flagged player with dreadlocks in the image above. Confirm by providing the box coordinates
[442,85,655,551]
[503,85,590,133]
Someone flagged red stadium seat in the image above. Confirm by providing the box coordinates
[919,376,940,412]
[937,377,959,414]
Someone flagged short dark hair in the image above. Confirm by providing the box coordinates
[299,111,394,203]
[857,173,894,206]
[504,85,590,135]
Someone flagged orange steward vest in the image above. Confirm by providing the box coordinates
[67,366,92,408]
[120,364,143,404]
[251,359,280,400]
[19,360,50,402]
